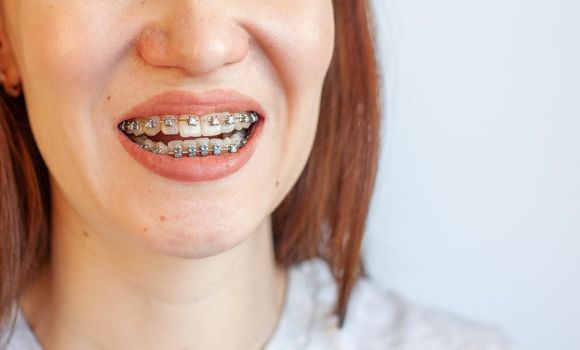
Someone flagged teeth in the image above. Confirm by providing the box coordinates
[210,138,223,155]
[183,140,198,158]
[128,131,251,158]
[153,142,168,155]
[142,139,155,151]
[144,116,161,136]
[233,113,244,131]
[186,115,199,126]
[168,140,184,158]
[121,111,258,158]
[231,131,243,145]
[168,140,183,153]
[133,119,146,136]
[121,111,258,136]
[198,138,210,157]
[130,134,147,145]
[222,113,235,133]
[201,114,222,137]
[161,115,179,135]
[179,115,202,137]
[124,120,138,135]
[242,113,253,129]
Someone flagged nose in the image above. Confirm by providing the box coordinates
[136,3,249,77]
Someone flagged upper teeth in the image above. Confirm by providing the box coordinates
[187,115,198,126]
[119,111,259,137]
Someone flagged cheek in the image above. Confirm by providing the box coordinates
[248,0,335,203]
[15,3,134,99]
[251,1,335,93]
[9,3,137,193]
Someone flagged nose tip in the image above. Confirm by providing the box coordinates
[136,12,249,77]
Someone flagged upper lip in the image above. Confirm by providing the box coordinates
[117,89,266,124]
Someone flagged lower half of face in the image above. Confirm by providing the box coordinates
[4,0,335,257]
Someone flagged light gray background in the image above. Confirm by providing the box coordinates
[365,1,580,350]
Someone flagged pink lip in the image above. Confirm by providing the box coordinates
[117,89,266,123]
[116,89,265,182]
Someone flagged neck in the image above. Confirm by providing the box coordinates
[20,186,288,350]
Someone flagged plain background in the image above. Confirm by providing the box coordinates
[364,1,580,350]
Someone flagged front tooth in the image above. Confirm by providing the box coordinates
[179,115,202,137]
[144,116,161,136]
[161,115,179,135]
[183,140,198,157]
[201,114,222,137]
[197,138,210,157]
[154,142,168,155]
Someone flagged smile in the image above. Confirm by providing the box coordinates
[115,90,265,182]
[119,112,259,158]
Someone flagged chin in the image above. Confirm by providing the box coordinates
[124,212,263,259]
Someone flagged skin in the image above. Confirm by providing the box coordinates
[0,1,335,349]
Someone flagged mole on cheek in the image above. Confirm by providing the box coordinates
[159,215,166,222]
[82,230,89,238]
[276,181,280,187]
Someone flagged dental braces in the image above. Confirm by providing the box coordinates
[142,138,249,158]
[120,112,259,132]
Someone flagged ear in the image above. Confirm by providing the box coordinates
[0,10,21,98]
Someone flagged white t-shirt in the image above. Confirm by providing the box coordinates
[6,257,520,349]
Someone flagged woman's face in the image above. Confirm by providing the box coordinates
[0,1,334,257]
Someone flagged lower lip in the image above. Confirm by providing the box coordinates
[117,122,263,182]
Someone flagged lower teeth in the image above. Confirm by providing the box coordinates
[129,130,250,158]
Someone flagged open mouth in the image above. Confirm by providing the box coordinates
[119,111,259,158]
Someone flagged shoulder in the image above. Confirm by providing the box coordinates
[280,257,520,350]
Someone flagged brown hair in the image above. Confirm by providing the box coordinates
[0,92,50,344]
[273,0,380,327]
[0,0,380,339]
